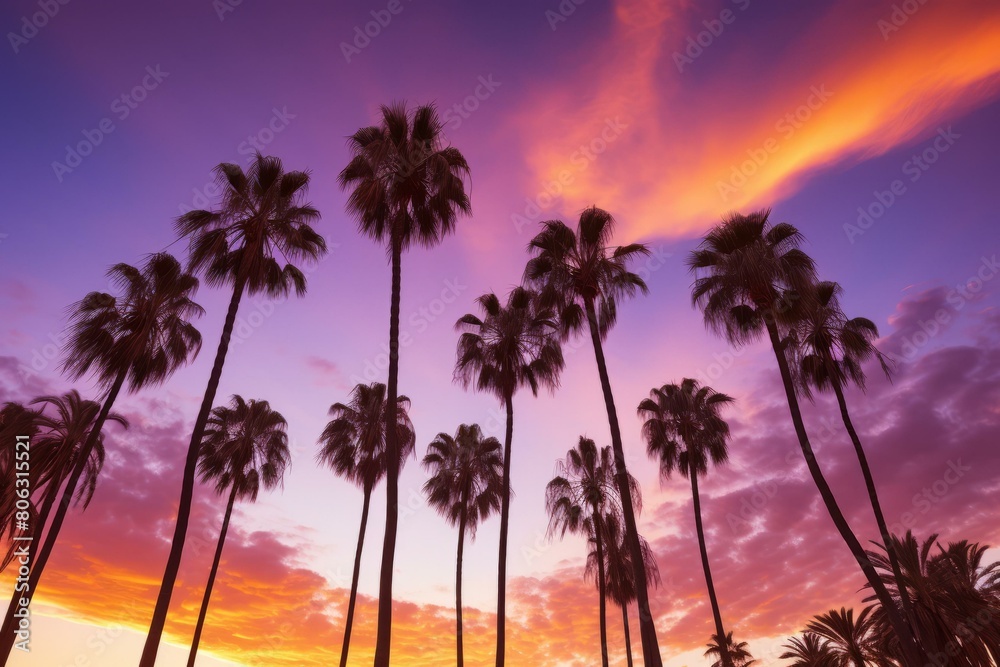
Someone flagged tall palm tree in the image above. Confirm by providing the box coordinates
[780,633,838,667]
[317,382,415,667]
[687,209,922,665]
[546,437,636,667]
[805,608,882,667]
[525,206,663,666]
[588,511,660,667]
[865,532,1000,662]
[0,253,202,662]
[705,632,756,667]
[339,101,470,667]
[455,286,563,666]
[790,280,917,635]
[638,379,735,667]
[141,154,324,666]
[186,396,290,667]
[422,423,503,667]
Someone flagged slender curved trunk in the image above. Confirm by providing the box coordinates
[829,372,919,639]
[140,278,246,667]
[186,486,236,667]
[374,239,402,667]
[1,471,59,572]
[0,369,127,662]
[584,298,662,667]
[622,604,633,667]
[690,470,732,667]
[763,319,923,666]
[456,503,468,667]
[339,484,372,667]
[495,392,514,667]
[593,511,609,667]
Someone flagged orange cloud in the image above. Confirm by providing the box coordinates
[511,0,1000,240]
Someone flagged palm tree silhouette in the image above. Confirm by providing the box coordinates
[638,379,735,667]
[186,395,290,667]
[525,206,663,667]
[455,286,563,665]
[546,437,635,667]
[339,102,470,667]
[141,154,324,666]
[0,253,202,661]
[865,532,1000,660]
[422,423,503,667]
[705,632,755,667]
[790,280,917,635]
[687,209,922,665]
[317,382,415,667]
[588,512,660,667]
[780,633,837,667]
[0,403,41,561]
[805,608,881,667]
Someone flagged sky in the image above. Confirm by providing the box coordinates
[1,0,999,665]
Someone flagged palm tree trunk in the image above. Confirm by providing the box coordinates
[186,486,236,667]
[690,470,732,667]
[584,298,662,667]
[829,374,919,639]
[374,238,402,667]
[0,368,128,662]
[762,319,923,666]
[495,391,514,667]
[456,505,468,667]
[593,511,610,667]
[140,278,246,667]
[1,472,60,571]
[622,604,633,667]
[339,484,372,667]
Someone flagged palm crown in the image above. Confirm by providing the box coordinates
[337,102,471,252]
[198,396,290,503]
[317,382,416,492]
[780,633,837,667]
[422,423,503,538]
[804,607,881,667]
[177,153,326,296]
[63,252,204,392]
[524,206,650,340]
[638,379,734,479]
[455,287,563,402]
[705,632,756,667]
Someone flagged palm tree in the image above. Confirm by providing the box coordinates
[865,532,1000,662]
[546,437,636,667]
[780,633,837,667]
[638,379,735,667]
[455,286,563,666]
[705,632,756,667]
[339,101,470,667]
[141,154,324,666]
[525,206,662,666]
[0,253,202,662]
[790,280,917,635]
[805,608,882,667]
[0,403,41,567]
[687,209,922,665]
[422,423,503,667]
[186,396,290,667]
[588,512,660,667]
[317,382,416,667]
